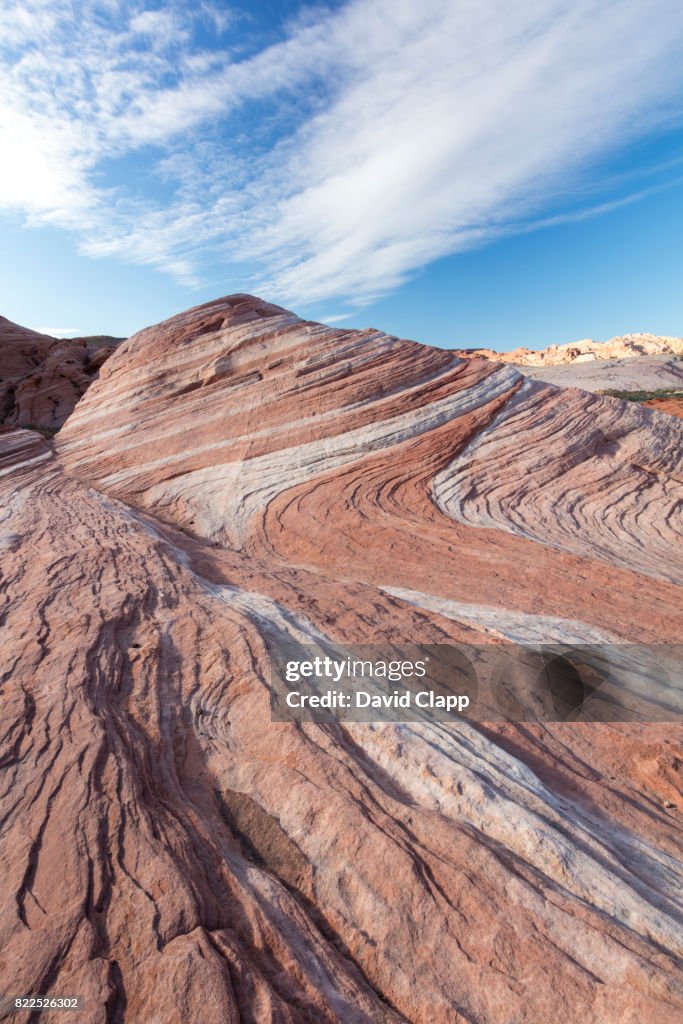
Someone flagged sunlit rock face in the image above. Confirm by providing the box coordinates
[457,331,683,366]
[0,316,118,431]
[1,295,682,1024]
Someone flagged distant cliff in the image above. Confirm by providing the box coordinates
[456,331,683,366]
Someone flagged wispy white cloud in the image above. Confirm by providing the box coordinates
[2,1,683,307]
[34,326,83,337]
[129,9,189,50]
[316,312,355,324]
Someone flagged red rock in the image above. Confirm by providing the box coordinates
[0,296,681,1023]
[644,396,683,419]
[0,316,119,431]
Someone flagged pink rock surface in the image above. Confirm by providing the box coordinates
[1,296,682,1023]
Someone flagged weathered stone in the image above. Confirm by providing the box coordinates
[1,295,681,1023]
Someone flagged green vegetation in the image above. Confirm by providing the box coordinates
[600,389,683,403]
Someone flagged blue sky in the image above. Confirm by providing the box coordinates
[1,0,682,350]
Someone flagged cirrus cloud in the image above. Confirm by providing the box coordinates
[2,0,683,305]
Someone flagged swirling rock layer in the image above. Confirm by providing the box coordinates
[1,295,682,1023]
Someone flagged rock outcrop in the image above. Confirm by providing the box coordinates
[457,332,683,367]
[0,317,119,431]
[1,296,681,1024]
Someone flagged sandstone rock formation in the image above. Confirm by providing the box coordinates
[1,296,681,1023]
[457,332,683,367]
[0,316,119,431]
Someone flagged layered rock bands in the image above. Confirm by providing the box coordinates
[1,296,681,1023]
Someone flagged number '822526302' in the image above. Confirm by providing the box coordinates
[0,996,83,1012]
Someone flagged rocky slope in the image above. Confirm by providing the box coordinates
[1,296,682,1023]
[0,317,119,431]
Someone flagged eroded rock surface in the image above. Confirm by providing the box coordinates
[0,317,119,431]
[1,296,682,1023]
